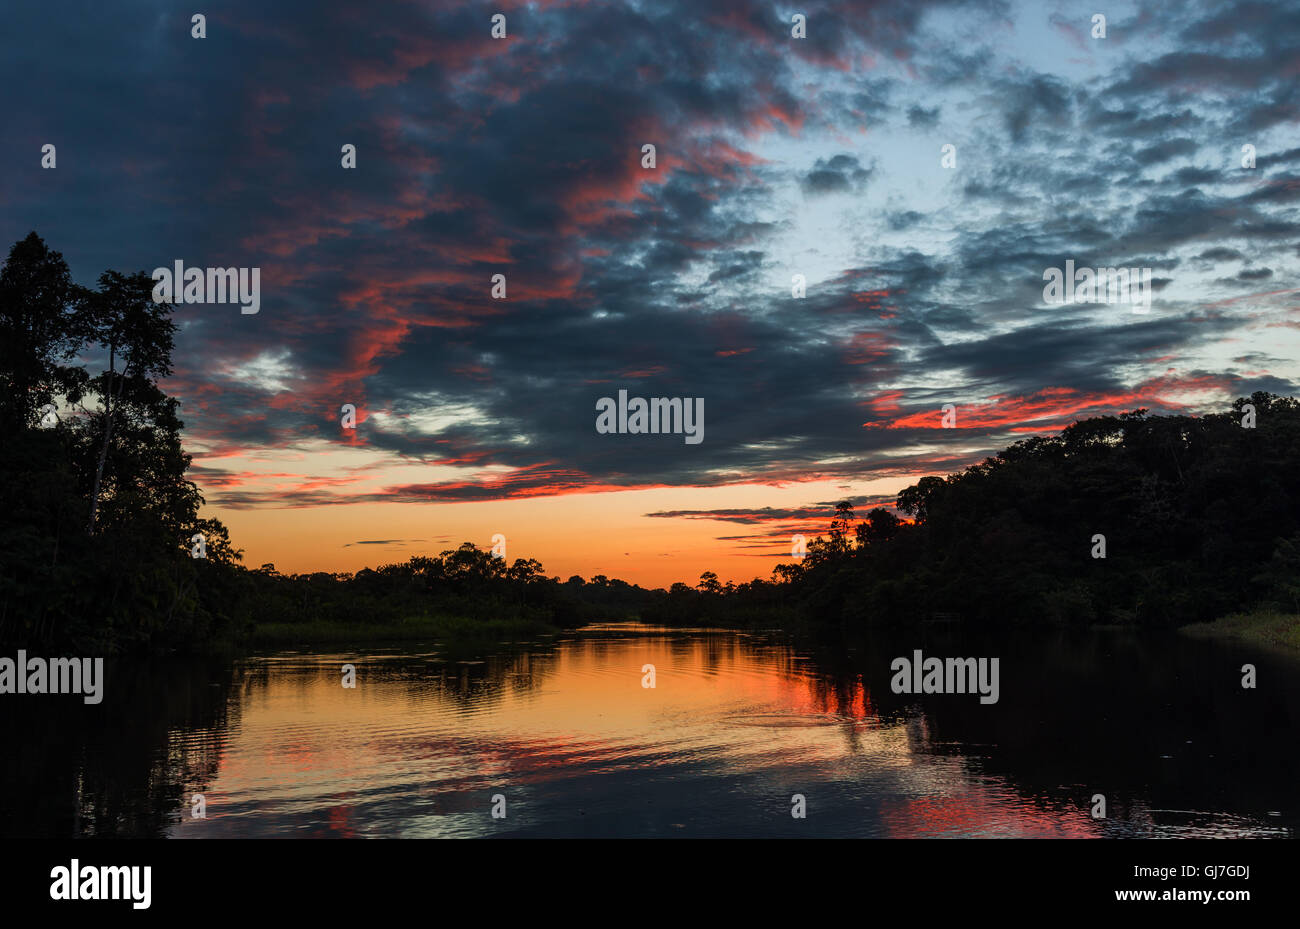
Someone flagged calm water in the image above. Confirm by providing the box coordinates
[2,622,1296,838]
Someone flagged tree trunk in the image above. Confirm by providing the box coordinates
[87,343,118,534]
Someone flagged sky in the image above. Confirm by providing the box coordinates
[2,0,1298,587]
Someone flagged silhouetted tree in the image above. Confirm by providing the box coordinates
[0,233,86,431]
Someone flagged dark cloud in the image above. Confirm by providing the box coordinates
[1198,247,1245,262]
[800,154,873,195]
[0,0,1294,514]
[907,104,941,129]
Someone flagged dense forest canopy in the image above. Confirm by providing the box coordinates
[1,232,1295,651]
[706,394,1300,630]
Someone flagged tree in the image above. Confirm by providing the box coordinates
[0,232,86,430]
[507,558,546,584]
[1254,533,1300,614]
[80,270,178,534]
[812,500,857,560]
[896,475,945,523]
[858,507,901,545]
[0,234,241,650]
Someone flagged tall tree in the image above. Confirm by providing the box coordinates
[80,270,176,534]
[0,232,86,430]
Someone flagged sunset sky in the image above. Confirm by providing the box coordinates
[3,0,1298,587]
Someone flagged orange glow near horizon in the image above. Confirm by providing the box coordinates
[201,476,914,587]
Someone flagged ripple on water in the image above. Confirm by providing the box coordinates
[721,713,873,728]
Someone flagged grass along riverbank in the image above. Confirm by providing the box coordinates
[1180,609,1300,652]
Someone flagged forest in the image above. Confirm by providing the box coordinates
[2,231,1296,652]
[647,393,1300,631]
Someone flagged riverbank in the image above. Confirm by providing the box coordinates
[1179,609,1300,653]
[248,613,564,647]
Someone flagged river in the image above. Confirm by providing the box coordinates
[2,622,1294,838]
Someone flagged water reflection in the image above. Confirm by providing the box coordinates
[2,623,1294,838]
